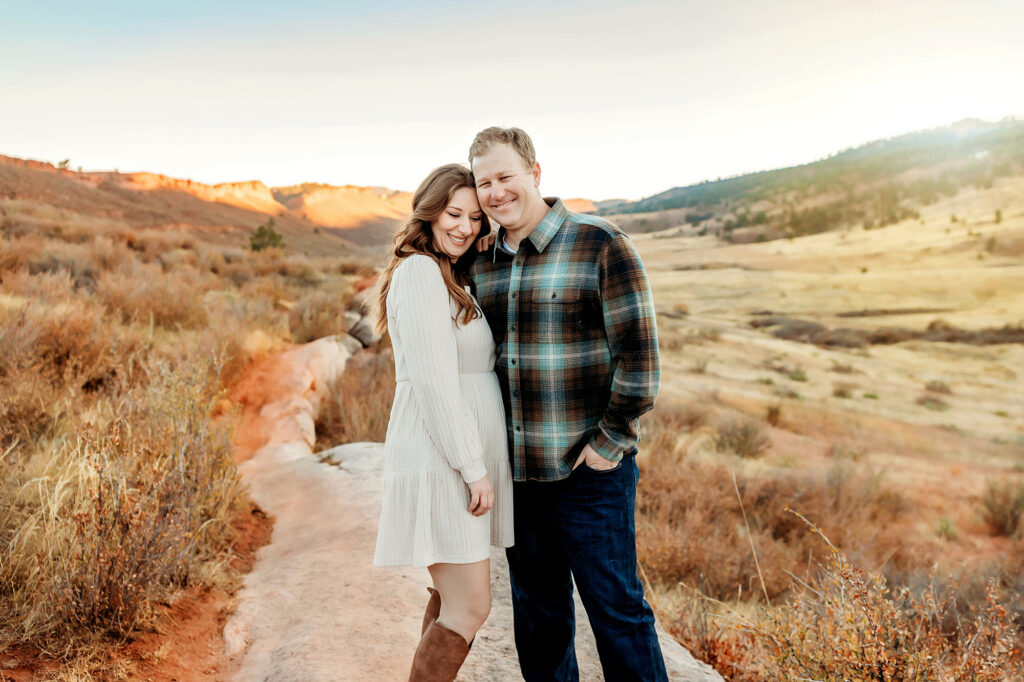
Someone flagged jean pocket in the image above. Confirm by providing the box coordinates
[583,461,622,475]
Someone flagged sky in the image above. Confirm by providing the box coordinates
[3,0,1023,200]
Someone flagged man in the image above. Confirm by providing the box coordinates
[468,127,667,681]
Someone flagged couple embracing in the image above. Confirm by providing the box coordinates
[373,127,666,682]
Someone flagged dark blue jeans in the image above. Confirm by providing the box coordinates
[506,453,668,682]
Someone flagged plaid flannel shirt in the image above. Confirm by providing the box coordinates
[470,198,660,482]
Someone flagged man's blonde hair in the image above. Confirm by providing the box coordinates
[468,126,537,169]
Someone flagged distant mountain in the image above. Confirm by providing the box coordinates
[272,183,411,246]
[602,118,1024,241]
[0,156,411,255]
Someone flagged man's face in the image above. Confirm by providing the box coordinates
[471,143,544,233]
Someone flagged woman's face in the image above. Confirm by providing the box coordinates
[431,186,484,263]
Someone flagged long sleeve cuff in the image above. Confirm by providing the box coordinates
[459,458,488,484]
[588,424,634,463]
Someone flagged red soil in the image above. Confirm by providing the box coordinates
[0,504,273,682]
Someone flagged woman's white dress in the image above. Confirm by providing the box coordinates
[373,254,513,567]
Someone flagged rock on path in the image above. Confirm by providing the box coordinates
[223,338,723,681]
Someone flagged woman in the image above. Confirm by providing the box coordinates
[372,164,513,681]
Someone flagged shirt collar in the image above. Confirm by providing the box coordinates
[491,197,567,261]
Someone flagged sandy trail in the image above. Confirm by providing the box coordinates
[223,337,722,681]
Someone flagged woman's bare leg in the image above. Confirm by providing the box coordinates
[427,559,491,645]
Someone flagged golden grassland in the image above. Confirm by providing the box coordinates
[631,175,1024,679]
[0,199,372,679]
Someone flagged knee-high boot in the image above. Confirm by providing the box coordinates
[421,588,441,635]
[408,620,470,682]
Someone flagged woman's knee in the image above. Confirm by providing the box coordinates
[458,588,491,630]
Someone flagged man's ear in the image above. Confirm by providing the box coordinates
[532,162,541,189]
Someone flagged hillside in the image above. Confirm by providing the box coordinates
[272,183,411,247]
[604,118,1024,242]
[0,155,409,257]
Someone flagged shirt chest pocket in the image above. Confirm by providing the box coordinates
[530,287,601,343]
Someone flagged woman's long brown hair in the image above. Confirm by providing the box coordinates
[374,164,490,334]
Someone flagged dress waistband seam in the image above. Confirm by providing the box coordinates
[396,371,493,383]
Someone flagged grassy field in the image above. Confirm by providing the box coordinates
[632,175,1024,679]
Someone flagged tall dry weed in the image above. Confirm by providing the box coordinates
[315,349,396,450]
[749,511,1022,681]
[981,477,1024,536]
[0,357,244,654]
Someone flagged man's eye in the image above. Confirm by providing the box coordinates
[478,182,490,188]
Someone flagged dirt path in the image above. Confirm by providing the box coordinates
[223,337,722,681]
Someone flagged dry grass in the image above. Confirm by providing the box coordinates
[636,401,1024,679]
[712,418,772,458]
[0,199,370,675]
[980,477,1024,537]
[0,357,244,657]
[749,512,1021,681]
[314,349,396,451]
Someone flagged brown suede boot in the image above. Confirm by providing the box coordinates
[408,620,470,682]
[421,587,441,635]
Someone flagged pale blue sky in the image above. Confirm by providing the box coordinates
[3,0,1023,199]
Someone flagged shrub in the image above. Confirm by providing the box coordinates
[925,379,953,394]
[832,382,855,399]
[751,511,1021,681]
[713,418,771,458]
[656,584,767,681]
[250,219,284,252]
[917,393,949,411]
[936,517,958,541]
[0,357,244,649]
[981,478,1024,536]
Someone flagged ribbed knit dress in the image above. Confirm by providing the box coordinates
[373,254,514,567]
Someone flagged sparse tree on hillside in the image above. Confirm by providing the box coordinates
[58,159,70,169]
[250,219,284,252]
[995,209,1002,224]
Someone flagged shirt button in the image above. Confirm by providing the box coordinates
[511,324,516,331]
[516,426,521,432]
[511,359,517,366]
[513,390,519,398]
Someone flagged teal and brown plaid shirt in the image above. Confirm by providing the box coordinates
[470,198,660,482]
